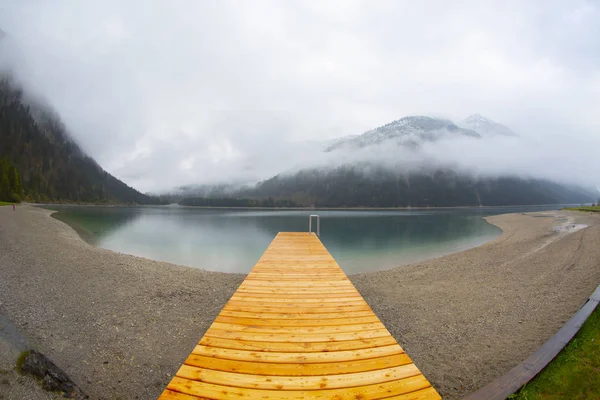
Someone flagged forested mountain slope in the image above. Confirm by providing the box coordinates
[248,164,594,207]
[0,78,159,204]
[238,115,595,207]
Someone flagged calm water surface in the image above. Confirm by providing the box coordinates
[47,205,560,274]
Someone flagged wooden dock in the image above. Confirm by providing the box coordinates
[159,232,440,400]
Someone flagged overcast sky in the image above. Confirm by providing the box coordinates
[1,0,599,192]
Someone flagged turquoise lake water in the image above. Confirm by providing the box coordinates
[47,205,560,274]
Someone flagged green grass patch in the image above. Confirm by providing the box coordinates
[564,205,600,213]
[0,201,15,206]
[512,305,600,400]
[15,350,30,374]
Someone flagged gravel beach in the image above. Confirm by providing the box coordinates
[0,206,245,400]
[1,206,599,399]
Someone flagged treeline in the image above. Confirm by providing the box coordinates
[0,157,22,202]
[0,77,160,204]
[178,165,595,208]
[246,165,596,207]
[179,197,299,208]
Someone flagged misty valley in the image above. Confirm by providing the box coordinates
[0,77,597,209]
[1,71,596,274]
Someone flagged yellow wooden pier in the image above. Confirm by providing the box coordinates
[159,232,440,399]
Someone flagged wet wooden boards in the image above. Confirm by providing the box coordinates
[159,232,440,400]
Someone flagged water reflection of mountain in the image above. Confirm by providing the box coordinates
[46,205,558,273]
[49,206,143,244]
[158,209,503,272]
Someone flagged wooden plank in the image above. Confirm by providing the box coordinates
[158,232,440,400]
[218,309,377,320]
[176,363,421,390]
[198,336,399,352]
[248,270,347,275]
[229,297,365,305]
[225,300,366,308]
[191,344,404,362]
[247,272,346,276]
[236,288,358,295]
[183,353,412,376]
[214,314,382,327]
[250,270,342,274]
[205,327,391,342]
[230,295,364,303]
[222,304,372,313]
[166,375,433,399]
[239,282,355,288]
[251,268,340,271]
[235,290,363,300]
[208,321,386,334]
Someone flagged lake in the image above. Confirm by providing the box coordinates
[47,205,561,274]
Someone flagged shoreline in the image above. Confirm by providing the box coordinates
[46,205,505,274]
[1,206,599,399]
[50,211,99,246]
[34,202,573,211]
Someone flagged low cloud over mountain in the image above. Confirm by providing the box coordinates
[2,1,599,193]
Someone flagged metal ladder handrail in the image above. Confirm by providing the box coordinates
[308,214,320,236]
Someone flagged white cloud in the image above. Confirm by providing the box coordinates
[0,0,599,192]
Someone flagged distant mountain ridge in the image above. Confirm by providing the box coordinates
[150,183,251,204]
[176,114,595,207]
[246,164,594,207]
